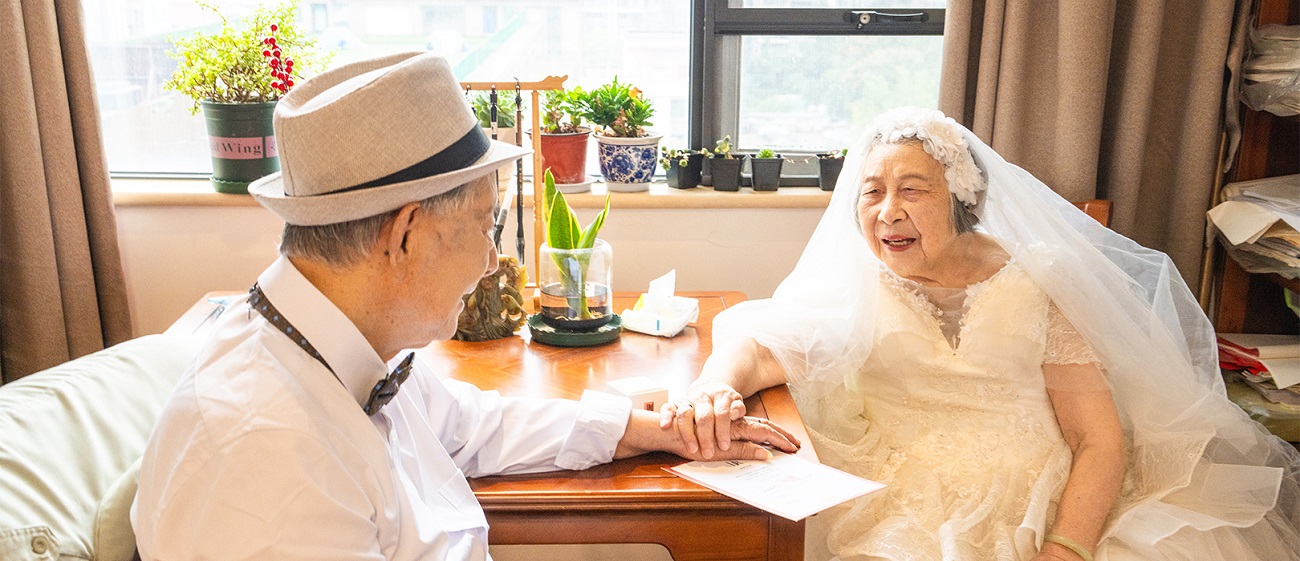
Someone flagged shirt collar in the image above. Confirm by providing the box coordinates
[257,255,390,410]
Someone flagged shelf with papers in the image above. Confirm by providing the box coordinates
[1211,0,1299,336]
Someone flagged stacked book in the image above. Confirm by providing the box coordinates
[1219,333,1300,405]
[1206,174,1300,279]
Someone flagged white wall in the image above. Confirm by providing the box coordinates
[115,203,824,336]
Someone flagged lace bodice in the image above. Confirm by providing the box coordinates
[881,265,1100,364]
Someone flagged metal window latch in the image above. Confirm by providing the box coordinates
[844,10,929,29]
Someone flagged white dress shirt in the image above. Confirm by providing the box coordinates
[132,256,632,560]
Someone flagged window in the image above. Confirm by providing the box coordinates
[693,0,946,183]
[85,0,693,177]
[84,0,942,181]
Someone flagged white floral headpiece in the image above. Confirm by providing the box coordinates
[861,107,986,207]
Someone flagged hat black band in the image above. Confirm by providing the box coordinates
[333,125,491,194]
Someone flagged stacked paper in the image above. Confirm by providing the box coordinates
[1219,333,1300,405]
[667,451,885,522]
[1207,175,1300,278]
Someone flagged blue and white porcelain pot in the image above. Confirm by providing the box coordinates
[593,133,662,192]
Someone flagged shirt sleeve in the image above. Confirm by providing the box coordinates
[135,429,384,561]
[412,365,631,477]
[1044,301,1101,365]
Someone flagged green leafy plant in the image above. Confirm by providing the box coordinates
[164,0,330,114]
[583,77,654,138]
[542,169,611,319]
[756,148,777,159]
[471,92,516,129]
[710,135,737,159]
[541,88,588,133]
[659,147,710,171]
[819,148,849,159]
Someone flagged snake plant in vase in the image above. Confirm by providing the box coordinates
[537,170,614,331]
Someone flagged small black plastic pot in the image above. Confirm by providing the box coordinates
[709,156,745,192]
[666,153,704,189]
[750,154,783,191]
[818,156,846,191]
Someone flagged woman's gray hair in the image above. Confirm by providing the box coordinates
[280,175,495,267]
[950,193,980,234]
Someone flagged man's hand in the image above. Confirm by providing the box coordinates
[616,409,800,461]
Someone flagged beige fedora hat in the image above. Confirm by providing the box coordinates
[249,51,530,226]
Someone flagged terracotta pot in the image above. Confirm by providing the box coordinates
[534,130,591,185]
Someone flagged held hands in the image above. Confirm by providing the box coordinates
[676,415,800,461]
[659,381,801,459]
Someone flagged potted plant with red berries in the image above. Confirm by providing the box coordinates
[164,0,329,194]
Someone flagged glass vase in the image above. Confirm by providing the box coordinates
[538,239,614,331]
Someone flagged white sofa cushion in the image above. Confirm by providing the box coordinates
[0,334,199,561]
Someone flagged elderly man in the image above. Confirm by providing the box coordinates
[131,51,797,560]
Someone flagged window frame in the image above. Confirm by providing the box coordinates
[689,1,945,185]
[99,2,945,185]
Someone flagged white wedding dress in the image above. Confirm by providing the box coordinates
[799,261,1297,561]
[717,108,1300,561]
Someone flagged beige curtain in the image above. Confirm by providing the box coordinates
[0,0,131,383]
[940,0,1241,288]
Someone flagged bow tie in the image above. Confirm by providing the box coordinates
[364,352,414,416]
[249,283,413,416]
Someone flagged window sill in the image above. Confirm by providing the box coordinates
[110,177,834,210]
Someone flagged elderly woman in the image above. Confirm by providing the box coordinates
[665,108,1300,561]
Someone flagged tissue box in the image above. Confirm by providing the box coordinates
[621,295,700,338]
[607,376,669,412]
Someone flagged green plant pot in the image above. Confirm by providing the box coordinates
[709,157,745,192]
[750,156,783,191]
[818,157,845,191]
[200,100,279,194]
[666,153,704,189]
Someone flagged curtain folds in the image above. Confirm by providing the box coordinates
[940,0,1241,288]
[0,0,132,383]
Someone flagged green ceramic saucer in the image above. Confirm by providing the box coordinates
[528,314,622,347]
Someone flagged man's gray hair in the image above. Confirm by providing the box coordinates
[280,175,494,267]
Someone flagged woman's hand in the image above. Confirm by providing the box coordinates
[659,381,800,459]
